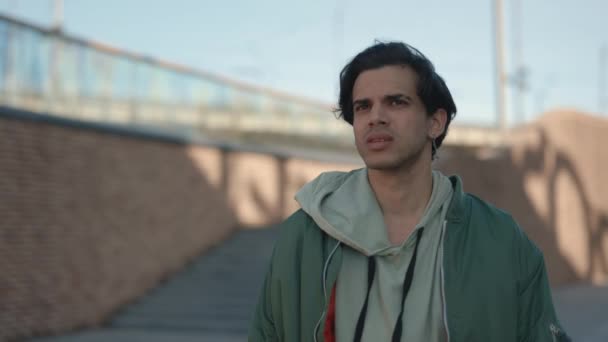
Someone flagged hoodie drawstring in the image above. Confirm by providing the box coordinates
[353,256,376,341]
[353,228,424,342]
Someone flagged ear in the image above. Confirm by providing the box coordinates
[428,108,447,139]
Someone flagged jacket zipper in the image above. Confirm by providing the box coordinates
[440,220,451,342]
[313,241,341,342]
[550,323,563,342]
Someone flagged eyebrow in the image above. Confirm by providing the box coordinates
[384,93,412,102]
[353,93,413,107]
[352,98,371,107]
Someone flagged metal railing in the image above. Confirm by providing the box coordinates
[0,14,353,145]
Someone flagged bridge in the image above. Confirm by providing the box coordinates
[0,13,503,152]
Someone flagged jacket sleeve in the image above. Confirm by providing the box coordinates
[516,234,571,342]
[248,251,279,342]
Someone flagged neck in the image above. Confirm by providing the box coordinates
[367,159,433,219]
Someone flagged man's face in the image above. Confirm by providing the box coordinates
[352,65,434,171]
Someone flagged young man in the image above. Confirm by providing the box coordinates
[249,42,569,342]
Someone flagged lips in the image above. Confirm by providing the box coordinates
[366,132,393,143]
[366,132,393,150]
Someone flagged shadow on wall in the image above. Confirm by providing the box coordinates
[0,107,362,341]
[529,129,608,285]
[190,147,359,228]
[209,111,607,288]
[437,111,608,286]
[0,114,240,340]
[596,214,608,279]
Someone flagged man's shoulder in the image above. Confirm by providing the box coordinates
[465,192,518,226]
[273,209,325,249]
[463,192,543,258]
[447,174,518,229]
[278,208,316,230]
[268,210,331,278]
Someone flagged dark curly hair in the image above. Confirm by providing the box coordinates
[336,41,457,158]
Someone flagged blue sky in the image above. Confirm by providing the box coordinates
[1,0,606,126]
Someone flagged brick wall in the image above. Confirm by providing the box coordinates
[0,114,238,341]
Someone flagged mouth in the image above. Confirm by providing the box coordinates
[366,133,393,150]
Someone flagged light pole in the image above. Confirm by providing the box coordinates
[510,0,527,124]
[493,0,507,131]
[600,44,607,115]
[332,0,345,90]
[52,0,63,32]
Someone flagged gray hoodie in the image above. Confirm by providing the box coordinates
[295,168,453,341]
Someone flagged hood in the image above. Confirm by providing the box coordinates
[295,168,453,256]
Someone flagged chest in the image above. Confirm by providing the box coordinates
[385,216,418,245]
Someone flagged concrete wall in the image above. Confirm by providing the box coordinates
[1,109,606,340]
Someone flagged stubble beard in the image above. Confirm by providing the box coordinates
[361,139,429,173]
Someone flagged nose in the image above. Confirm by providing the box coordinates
[368,104,388,127]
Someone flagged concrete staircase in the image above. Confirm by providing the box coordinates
[31,226,608,342]
[32,228,278,342]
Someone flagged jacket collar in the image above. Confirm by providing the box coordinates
[446,175,468,223]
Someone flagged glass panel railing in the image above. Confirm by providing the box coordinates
[0,15,353,146]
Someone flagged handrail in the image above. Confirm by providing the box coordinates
[0,14,351,145]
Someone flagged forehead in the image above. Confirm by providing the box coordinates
[352,65,418,100]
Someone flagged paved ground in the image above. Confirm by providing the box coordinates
[552,284,608,341]
[32,228,607,342]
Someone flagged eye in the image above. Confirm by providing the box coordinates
[354,103,370,112]
[391,98,408,106]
